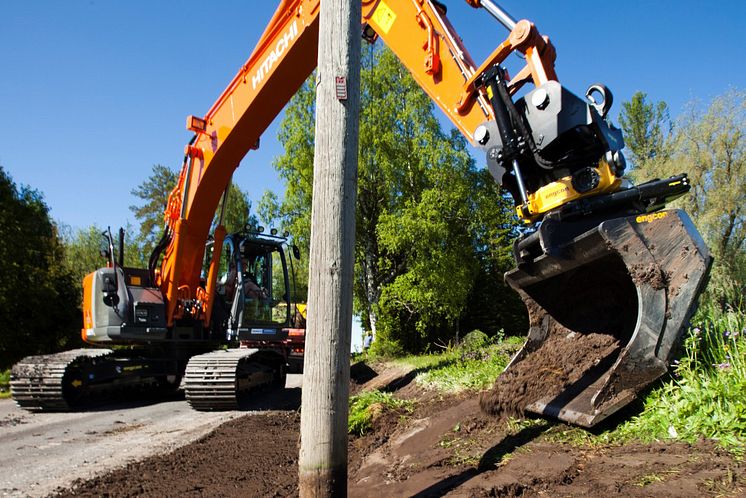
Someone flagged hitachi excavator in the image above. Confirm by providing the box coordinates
[11,0,711,425]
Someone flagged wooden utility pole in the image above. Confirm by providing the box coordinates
[298,0,361,496]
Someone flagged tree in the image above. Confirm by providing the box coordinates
[626,89,746,303]
[272,46,522,353]
[619,91,671,167]
[459,169,527,337]
[257,190,283,229]
[59,223,143,295]
[130,164,254,264]
[0,166,81,368]
[130,164,178,259]
[220,183,254,234]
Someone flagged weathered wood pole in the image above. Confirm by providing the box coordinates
[298,0,361,496]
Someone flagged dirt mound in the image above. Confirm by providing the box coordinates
[480,294,622,420]
[53,364,744,498]
[55,412,300,497]
[480,330,619,419]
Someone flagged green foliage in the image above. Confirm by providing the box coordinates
[0,369,10,398]
[623,89,745,304]
[415,342,512,393]
[0,166,81,369]
[130,164,177,258]
[60,224,144,297]
[368,335,404,358]
[618,91,671,167]
[460,330,490,351]
[609,307,745,455]
[348,389,413,436]
[458,172,526,338]
[273,77,316,253]
[256,190,282,229]
[220,183,255,234]
[395,334,518,393]
[272,45,522,354]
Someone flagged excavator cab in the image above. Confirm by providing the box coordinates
[212,229,299,338]
[183,228,305,410]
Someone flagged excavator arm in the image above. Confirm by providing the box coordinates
[157,0,563,329]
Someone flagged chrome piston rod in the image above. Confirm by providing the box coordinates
[480,0,517,31]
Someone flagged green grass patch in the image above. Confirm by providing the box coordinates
[395,331,523,393]
[0,369,10,399]
[348,389,413,436]
[606,305,746,456]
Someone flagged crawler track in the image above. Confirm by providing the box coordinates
[10,348,113,411]
[184,348,279,411]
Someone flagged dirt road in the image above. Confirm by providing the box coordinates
[52,363,744,497]
[0,374,302,497]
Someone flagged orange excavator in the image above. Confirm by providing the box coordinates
[11,0,711,425]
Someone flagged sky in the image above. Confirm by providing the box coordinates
[2,1,744,232]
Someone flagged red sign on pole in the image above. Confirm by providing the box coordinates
[335,76,347,101]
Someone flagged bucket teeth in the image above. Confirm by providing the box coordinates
[487,209,712,427]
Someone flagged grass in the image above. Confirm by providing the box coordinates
[0,369,10,399]
[635,469,681,487]
[394,332,523,393]
[348,389,413,435]
[608,304,745,456]
[348,331,519,438]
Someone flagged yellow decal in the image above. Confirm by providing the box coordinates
[71,379,83,388]
[123,365,143,372]
[636,211,669,224]
[372,1,396,34]
[130,275,141,286]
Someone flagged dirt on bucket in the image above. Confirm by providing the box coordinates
[480,297,621,420]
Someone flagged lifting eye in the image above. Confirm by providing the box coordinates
[586,84,613,119]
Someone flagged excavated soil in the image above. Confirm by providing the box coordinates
[480,294,622,420]
[52,362,744,498]
[56,412,301,497]
[480,330,619,420]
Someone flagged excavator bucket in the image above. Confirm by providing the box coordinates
[485,208,712,427]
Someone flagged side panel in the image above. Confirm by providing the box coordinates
[81,271,95,341]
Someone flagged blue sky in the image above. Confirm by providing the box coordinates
[1,0,744,232]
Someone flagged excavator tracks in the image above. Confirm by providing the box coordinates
[10,349,113,411]
[184,349,283,411]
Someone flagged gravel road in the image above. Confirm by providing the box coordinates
[0,374,302,497]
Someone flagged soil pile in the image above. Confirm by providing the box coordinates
[480,300,621,420]
[57,412,300,497]
[52,363,744,498]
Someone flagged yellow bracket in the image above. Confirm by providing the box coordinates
[518,160,622,222]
